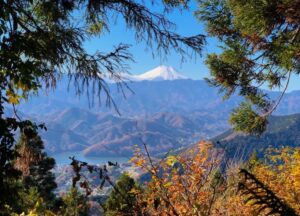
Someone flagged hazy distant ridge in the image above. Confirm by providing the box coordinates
[13,66,300,157]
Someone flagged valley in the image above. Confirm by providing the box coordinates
[12,66,300,160]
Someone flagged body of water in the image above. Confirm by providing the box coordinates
[49,151,129,165]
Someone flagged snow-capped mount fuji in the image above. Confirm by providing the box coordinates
[131,65,188,81]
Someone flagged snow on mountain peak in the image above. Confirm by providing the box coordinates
[132,65,188,81]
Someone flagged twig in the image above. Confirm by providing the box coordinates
[262,70,292,117]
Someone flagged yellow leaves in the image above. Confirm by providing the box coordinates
[16,80,30,92]
[5,80,33,105]
[5,198,56,216]
[252,147,300,214]
[134,158,145,167]
[27,211,38,216]
[130,146,147,168]
[27,210,56,216]
[163,182,172,188]
[134,142,299,215]
[166,155,177,167]
[44,210,57,216]
[130,155,147,168]
[131,142,300,215]
[129,188,140,195]
[135,141,227,215]
[6,89,21,105]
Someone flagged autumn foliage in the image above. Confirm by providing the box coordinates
[249,147,300,215]
[128,142,300,216]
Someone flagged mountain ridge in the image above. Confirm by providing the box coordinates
[130,65,188,81]
[37,107,228,156]
[210,113,300,160]
[18,79,300,117]
[11,76,300,158]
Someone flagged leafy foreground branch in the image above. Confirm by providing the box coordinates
[196,0,300,134]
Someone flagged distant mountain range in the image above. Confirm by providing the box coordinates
[11,65,300,157]
[17,66,300,116]
[125,65,188,81]
[34,108,228,156]
[210,113,300,161]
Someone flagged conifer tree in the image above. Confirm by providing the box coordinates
[196,0,300,134]
[105,173,140,216]
[61,187,89,216]
[14,130,57,208]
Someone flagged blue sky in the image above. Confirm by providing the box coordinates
[83,2,299,92]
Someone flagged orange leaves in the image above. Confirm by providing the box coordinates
[252,147,300,214]
[134,158,146,167]
[130,147,147,169]
[129,142,300,215]
[131,141,228,215]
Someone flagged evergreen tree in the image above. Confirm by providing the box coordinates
[14,130,57,208]
[196,0,300,134]
[61,187,89,216]
[105,173,140,216]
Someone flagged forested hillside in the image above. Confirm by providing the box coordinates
[212,113,300,160]
[38,107,228,156]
